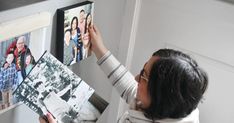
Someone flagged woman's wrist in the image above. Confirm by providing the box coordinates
[94,45,108,60]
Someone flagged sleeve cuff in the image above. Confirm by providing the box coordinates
[97,50,111,65]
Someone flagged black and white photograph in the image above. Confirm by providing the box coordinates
[13,51,108,123]
[57,1,94,66]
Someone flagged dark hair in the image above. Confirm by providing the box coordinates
[80,9,85,13]
[8,51,14,55]
[25,53,32,64]
[144,49,208,120]
[71,17,78,30]
[34,81,43,89]
[64,29,71,42]
[84,13,91,34]
[2,62,7,67]
[65,29,71,33]
[152,49,198,67]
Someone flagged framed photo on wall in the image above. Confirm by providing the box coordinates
[57,1,94,66]
[0,11,51,115]
[0,33,36,113]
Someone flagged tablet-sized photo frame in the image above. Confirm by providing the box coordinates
[0,11,50,115]
[57,1,94,66]
[0,33,36,113]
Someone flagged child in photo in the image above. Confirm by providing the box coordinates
[0,53,18,109]
[63,29,77,66]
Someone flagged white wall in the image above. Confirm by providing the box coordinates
[0,0,127,122]
[3,0,232,122]
[128,0,234,123]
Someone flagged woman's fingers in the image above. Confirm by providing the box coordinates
[38,113,56,123]
[47,113,57,123]
[93,25,100,35]
[89,25,100,39]
[88,24,108,59]
[89,25,96,38]
[39,116,47,123]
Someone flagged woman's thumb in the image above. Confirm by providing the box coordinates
[89,25,95,36]
[46,113,56,123]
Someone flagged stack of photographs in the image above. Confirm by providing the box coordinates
[13,51,108,123]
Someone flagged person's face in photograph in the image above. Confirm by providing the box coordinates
[6,53,14,64]
[79,11,85,23]
[16,36,25,52]
[64,31,71,43]
[3,62,9,69]
[72,19,77,30]
[87,14,92,26]
[38,83,46,93]
[25,55,32,65]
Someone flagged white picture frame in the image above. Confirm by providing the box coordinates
[0,11,51,115]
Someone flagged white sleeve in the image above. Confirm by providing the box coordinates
[97,51,137,104]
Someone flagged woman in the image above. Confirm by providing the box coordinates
[25,53,34,75]
[40,25,208,123]
[82,13,92,58]
[63,29,77,66]
[70,17,82,62]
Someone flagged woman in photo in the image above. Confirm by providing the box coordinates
[25,53,34,75]
[70,17,82,62]
[82,13,92,58]
[13,36,35,81]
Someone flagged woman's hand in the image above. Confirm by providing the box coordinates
[88,25,108,59]
[39,113,57,123]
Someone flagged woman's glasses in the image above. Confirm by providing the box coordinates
[139,69,148,82]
